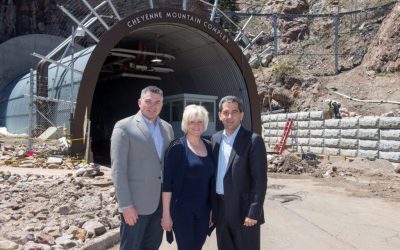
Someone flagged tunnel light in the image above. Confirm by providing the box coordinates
[110,52,136,59]
[120,73,161,80]
[111,48,175,60]
[129,64,174,73]
[151,57,163,63]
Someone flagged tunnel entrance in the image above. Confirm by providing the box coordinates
[71,8,259,164]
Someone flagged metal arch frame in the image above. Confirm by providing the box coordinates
[70,8,260,154]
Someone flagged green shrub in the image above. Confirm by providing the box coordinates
[271,60,300,82]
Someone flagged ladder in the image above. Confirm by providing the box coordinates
[275,118,294,155]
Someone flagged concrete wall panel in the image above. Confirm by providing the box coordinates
[358,129,379,140]
[340,139,358,149]
[310,111,324,120]
[297,112,310,121]
[325,139,340,147]
[358,150,378,160]
[341,149,358,157]
[325,119,340,128]
[341,129,358,138]
[340,118,359,128]
[359,140,379,150]
[379,117,400,128]
[265,137,280,143]
[324,129,340,138]
[287,113,297,120]
[297,121,309,129]
[379,151,400,162]
[296,130,310,137]
[298,138,310,145]
[359,117,379,128]
[310,138,324,146]
[380,130,400,140]
[309,147,324,154]
[324,147,340,156]
[309,121,324,129]
[261,115,269,123]
[310,130,324,137]
[379,140,400,151]
[277,113,288,121]
[262,122,270,129]
[277,122,287,129]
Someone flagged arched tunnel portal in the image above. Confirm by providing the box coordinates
[70,8,260,165]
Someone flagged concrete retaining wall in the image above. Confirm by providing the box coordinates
[262,112,400,162]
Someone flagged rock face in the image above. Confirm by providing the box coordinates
[363,3,400,72]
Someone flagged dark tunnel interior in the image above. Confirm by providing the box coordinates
[89,24,252,165]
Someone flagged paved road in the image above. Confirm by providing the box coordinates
[158,175,400,250]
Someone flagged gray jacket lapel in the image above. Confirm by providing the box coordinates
[134,113,160,160]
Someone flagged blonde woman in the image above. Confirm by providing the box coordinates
[162,104,215,250]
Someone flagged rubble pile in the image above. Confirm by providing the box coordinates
[0,139,120,249]
[0,170,119,249]
[0,139,75,170]
[267,153,320,175]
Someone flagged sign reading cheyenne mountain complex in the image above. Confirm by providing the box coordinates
[126,10,231,44]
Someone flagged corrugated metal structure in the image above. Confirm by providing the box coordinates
[0,46,94,133]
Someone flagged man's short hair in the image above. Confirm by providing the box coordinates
[140,86,163,99]
[181,104,209,134]
[218,96,243,112]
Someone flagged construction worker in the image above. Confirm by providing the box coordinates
[325,99,342,119]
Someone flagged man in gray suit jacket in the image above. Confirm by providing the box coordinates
[111,86,174,250]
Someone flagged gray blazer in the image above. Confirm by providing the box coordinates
[111,111,174,215]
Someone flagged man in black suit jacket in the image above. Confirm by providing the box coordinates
[211,96,267,250]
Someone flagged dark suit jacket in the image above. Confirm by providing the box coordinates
[211,126,267,228]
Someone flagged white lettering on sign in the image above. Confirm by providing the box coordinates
[127,12,163,27]
[126,11,230,44]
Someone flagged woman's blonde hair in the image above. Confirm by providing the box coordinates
[181,104,209,133]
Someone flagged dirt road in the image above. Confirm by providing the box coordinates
[158,174,400,250]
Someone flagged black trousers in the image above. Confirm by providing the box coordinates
[172,202,210,250]
[216,197,260,250]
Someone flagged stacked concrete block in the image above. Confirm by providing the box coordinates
[277,113,288,121]
[340,139,358,157]
[325,119,341,128]
[261,113,400,162]
[379,117,400,128]
[324,129,340,138]
[359,117,379,128]
[309,111,324,120]
[379,117,400,162]
[309,121,324,129]
[340,118,359,128]
[379,152,400,162]
[380,130,400,140]
[287,113,298,120]
[297,112,310,121]
[324,119,341,156]
[310,130,323,137]
[341,129,358,138]
[358,129,379,140]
